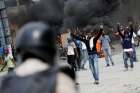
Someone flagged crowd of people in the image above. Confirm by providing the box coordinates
[0,21,140,87]
[0,12,140,92]
[0,45,16,72]
[0,21,139,93]
[0,0,140,92]
[60,22,140,85]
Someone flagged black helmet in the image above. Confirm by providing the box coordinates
[16,22,57,65]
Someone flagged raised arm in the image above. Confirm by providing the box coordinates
[117,23,124,38]
[129,22,134,38]
[94,25,103,42]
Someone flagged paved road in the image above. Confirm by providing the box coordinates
[0,46,140,93]
[77,47,140,93]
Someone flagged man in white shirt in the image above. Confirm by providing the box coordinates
[137,29,140,37]
[137,28,140,46]
[81,41,88,69]
[67,39,77,71]
[132,32,138,62]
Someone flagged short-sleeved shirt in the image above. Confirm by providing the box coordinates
[137,30,140,36]
[100,35,111,49]
[132,32,137,44]
[67,42,76,55]
[81,41,87,50]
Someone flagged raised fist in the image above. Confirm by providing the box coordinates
[128,21,133,25]
[117,22,120,26]
[100,25,103,29]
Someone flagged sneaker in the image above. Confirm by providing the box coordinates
[130,65,134,71]
[124,68,128,71]
[106,64,110,67]
[94,81,99,85]
[130,65,134,69]
[76,83,79,85]
[111,62,114,66]
[130,68,133,71]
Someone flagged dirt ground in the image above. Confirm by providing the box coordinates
[77,44,140,93]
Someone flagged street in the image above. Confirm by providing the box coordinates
[0,45,140,93]
[77,46,140,93]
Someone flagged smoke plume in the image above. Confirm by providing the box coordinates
[28,0,64,26]
[7,0,140,31]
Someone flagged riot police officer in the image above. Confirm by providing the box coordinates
[0,22,76,93]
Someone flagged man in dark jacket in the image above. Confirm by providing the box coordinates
[72,25,103,84]
[117,22,134,71]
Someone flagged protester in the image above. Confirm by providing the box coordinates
[72,25,103,85]
[74,39,82,70]
[4,49,15,72]
[117,22,134,71]
[67,38,77,71]
[115,27,138,62]
[80,41,88,70]
[0,22,76,93]
[100,31,114,67]
[137,26,140,46]
[131,32,138,62]
[0,49,15,72]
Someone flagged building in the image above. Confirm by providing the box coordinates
[0,0,11,49]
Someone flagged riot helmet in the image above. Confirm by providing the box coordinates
[16,22,57,65]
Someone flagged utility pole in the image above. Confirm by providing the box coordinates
[0,0,12,49]
[16,0,20,12]
[0,0,7,49]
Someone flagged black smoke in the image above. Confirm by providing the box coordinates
[64,0,120,28]
[28,0,64,26]
[7,0,140,31]
[64,0,140,29]
[27,0,120,28]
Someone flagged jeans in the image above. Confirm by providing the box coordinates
[76,48,82,69]
[81,49,88,68]
[89,54,99,81]
[132,44,137,61]
[67,55,77,71]
[103,48,113,65]
[123,51,134,68]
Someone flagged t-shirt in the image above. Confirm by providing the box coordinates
[137,30,140,36]
[67,42,76,55]
[89,37,94,51]
[67,32,72,39]
[132,32,137,44]
[100,35,111,49]
[81,41,87,50]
